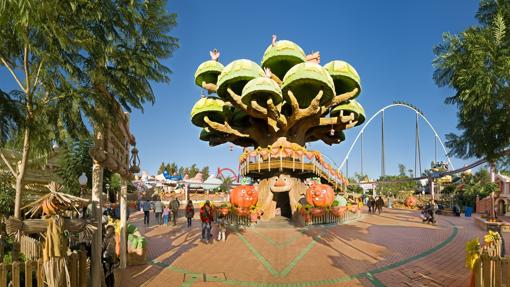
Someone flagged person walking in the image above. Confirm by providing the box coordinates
[200,200,214,243]
[217,213,227,242]
[185,200,195,228]
[163,205,170,225]
[170,197,180,226]
[154,197,163,225]
[142,199,151,226]
[376,196,384,215]
[102,224,119,287]
[368,196,376,214]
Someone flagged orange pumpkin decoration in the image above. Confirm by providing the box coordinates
[405,196,417,207]
[305,184,335,207]
[331,206,347,217]
[230,185,258,208]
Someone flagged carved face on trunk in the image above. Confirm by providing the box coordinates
[269,174,294,192]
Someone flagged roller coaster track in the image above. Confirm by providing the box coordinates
[339,103,455,172]
[351,149,509,185]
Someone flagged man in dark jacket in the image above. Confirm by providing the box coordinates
[200,200,214,243]
[170,197,180,226]
[375,197,384,215]
[368,196,376,214]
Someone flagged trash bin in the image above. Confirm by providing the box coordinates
[464,206,473,217]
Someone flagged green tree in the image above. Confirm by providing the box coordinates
[0,1,178,217]
[189,164,199,178]
[455,169,498,208]
[219,177,234,193]
[200,166,210,180]
[57,138,94,195]
[168,162,178,175]
[157,162,166,174]
[0,91,22,146]
[398,164,406,177]
[0,171,16,216]
[433,0,510,165]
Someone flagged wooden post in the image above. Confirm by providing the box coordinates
[12,261,19,287]
[36,259,43,287]
[91,160,104,287]
[0,263,5,287]
[70,252,78,287]
[119,177,128,269]
[494,256,502,287]
[430,178,435,202]
[79,252,87,287]
[25,261,32,287]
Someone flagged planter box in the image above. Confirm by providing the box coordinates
[473,215,510,233]
[128,247,147,266]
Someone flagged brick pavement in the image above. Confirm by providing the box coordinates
[120,208,510,287]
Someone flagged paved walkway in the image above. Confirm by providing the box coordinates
[120,208,510,287]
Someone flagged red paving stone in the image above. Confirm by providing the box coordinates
[120,208,510,287]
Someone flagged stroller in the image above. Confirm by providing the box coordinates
[420,203,436,224]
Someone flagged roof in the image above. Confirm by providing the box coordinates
[496,173,510,183]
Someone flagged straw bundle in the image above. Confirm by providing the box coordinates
[6,217,96,236]
[22,182,90,218]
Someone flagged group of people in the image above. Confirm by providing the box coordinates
[140,197,193,227]
[421,199,438,224]
[199,200,227,243]
[365,195,385,215]
[138,197,225,243]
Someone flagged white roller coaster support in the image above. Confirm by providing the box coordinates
[338,103,454,172]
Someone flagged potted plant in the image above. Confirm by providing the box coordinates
[311,206,325,217]
[300,204,312,223]
[218,202,230,215]
[236,207,250,217]
[250,205,260,222]
[331,200,347,217]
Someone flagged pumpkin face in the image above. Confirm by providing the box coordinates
[230,185,258,208]
[305,184,335,207]
[405,196,417,207]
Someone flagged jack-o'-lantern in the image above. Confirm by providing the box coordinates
[305,184,334,207]
[230,185,258,208]
[405,196,417,207]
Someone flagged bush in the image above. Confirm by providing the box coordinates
[0,171,15,216]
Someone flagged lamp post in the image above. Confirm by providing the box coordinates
[491,191,496,220]
[79,172,88,198]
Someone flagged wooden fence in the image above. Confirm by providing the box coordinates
[473,252,510,287]
[20,236,42,261]
[473,238,510,287]
[0,251,87,287]
[305,211,361,226]
[214,212,252,227]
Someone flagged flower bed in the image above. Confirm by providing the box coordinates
[298,205,361,226]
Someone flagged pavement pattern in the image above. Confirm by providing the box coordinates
[120,208,510,287]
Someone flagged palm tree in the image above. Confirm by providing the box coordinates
[219,177,234,193]
[0,1,178,218]
[433,0,510,166]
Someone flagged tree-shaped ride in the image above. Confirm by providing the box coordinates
[191,37,365,221]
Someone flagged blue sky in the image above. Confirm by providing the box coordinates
[1,0,483,178]
[128,0,480,177]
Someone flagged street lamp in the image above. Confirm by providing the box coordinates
[79,172,88,198]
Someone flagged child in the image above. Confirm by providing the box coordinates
[217,213,227,242]
[185,200,194,228]
[163,205,170,225]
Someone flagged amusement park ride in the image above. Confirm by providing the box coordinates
[191,36,363,221]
